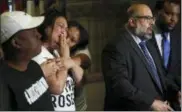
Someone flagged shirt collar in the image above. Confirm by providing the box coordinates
[125,25,142,45]
[153,25,170,41]
[153,25,170,35]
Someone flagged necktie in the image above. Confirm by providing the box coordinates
[139,41,163,92]
[162,32,170,69]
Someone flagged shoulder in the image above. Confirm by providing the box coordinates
[74,47,91,58]
[32,46,54,65]
[171,30,181,42]
[28,61,46,80]
[0,61,12,76]
[0,64,9,90]
[29,60,41,66]
[103,29,130,52]
[28,60,42,72]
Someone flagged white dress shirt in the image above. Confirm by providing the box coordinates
[153,25,170,56]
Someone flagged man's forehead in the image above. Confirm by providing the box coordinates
[136,9,153,17]
[18,28,35,35]
[164,2,180,12]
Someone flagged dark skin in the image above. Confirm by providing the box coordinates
[155,1,181,109]
[156,1,180,32]
[6,28,42,71]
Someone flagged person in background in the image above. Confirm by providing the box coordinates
[32,8,83,111]
[67,21,91,111]
[102,3,173,111]
[0,11,54,111]
[149,0,181,110]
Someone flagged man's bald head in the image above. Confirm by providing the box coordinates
[127,4,153,18]
[126,4,154,39]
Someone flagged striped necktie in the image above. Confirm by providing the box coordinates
[139,41,163,92]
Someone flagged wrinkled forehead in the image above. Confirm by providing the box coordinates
[55,17,68,27]
[17,28,35,37]
[136,7,153,17]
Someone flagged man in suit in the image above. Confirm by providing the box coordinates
[149,0,181,110]
[101,4,173,111]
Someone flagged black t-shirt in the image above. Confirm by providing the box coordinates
[0,60,54,111]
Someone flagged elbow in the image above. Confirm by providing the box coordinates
[75,73,84,87]
[81,60,91,69]
[75,80,83,87]
[75,77,83,86]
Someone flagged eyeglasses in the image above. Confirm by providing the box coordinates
[133,16,155,21]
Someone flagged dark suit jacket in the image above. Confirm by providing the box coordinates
[148,28,181,110]
[148,30,181,92]
[101,28,167,111]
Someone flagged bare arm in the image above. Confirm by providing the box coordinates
[70,59,84,86]
[71,49,91,86]
[62,58,84,87]
[58,36,84,86]
[45,68,68,95]
[71,53,91,69]
[40,60,68,95]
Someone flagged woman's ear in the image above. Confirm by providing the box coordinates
[45,26,52,39]
[11,37,21,49]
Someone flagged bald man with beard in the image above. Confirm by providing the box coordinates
[102,4,173,111]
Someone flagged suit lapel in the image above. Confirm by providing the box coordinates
[124,30,163,93]
[168,33,177,69]
[150,34,163,61]
[147,41,167,92]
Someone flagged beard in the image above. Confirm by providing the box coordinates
[156,18,176,32]
[159,22,175,32]
[135,26,152,40]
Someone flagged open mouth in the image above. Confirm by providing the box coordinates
[168,24,175,28]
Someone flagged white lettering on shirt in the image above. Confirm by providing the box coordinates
[24,77,48,105]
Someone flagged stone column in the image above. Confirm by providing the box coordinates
[26,0,35,15]
[39,0,44,15]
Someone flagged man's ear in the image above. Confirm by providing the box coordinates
[11,37,21,49]
[128,18,136,27]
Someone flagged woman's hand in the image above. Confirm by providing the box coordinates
[59,34,70,58]
[41,59,59,77]
[58,58,75,69]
